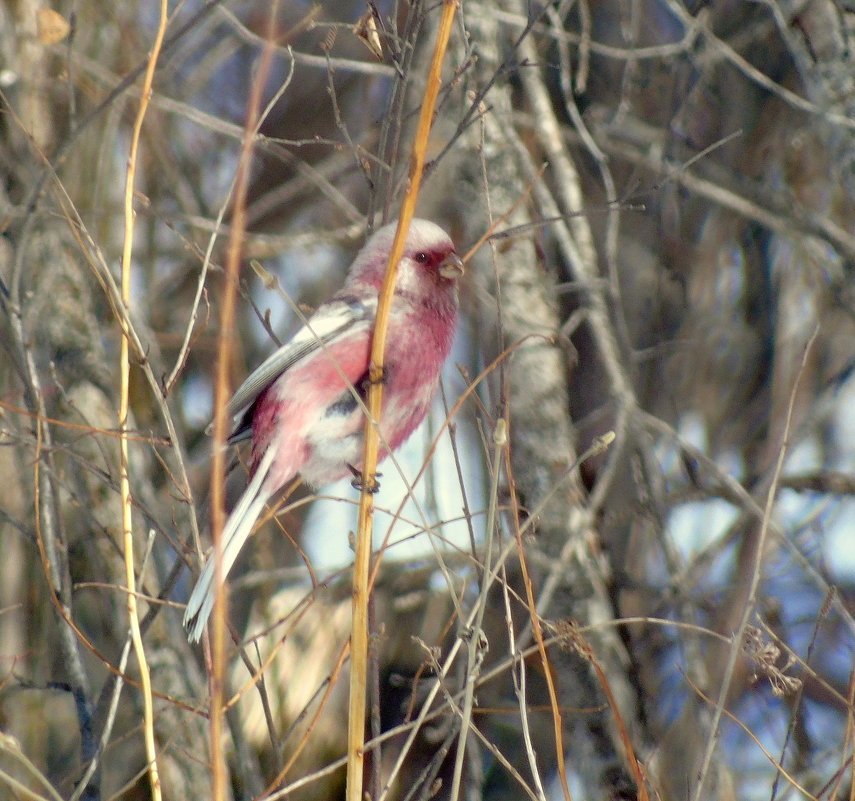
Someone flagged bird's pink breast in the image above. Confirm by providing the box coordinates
[377,286,457,452]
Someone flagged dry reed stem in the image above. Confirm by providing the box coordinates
[118,2,168,798]
[347,4,459,801]
[205,4,281,798]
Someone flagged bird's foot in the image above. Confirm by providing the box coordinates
[361,367,386,390]
[348,463,381,493]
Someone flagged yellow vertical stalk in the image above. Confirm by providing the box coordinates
[346,3,460,801]
[207,8,279,800]
[119,3,168,800]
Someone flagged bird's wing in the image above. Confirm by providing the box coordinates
[222,294,376,427]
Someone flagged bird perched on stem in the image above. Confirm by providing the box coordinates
[184,219,464,642]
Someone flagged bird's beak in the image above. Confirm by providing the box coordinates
[439,252,465,279]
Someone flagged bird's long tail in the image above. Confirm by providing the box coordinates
[184,447,276,643]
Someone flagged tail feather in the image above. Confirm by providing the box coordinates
[184,448,277,643]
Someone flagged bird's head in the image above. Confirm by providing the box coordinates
[349,219,464,290]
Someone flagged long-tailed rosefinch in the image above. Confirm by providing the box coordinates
[184,219,463,642]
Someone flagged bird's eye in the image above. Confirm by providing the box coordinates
[414,252,429,263]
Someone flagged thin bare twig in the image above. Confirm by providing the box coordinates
[448,418,507,801]
[691,325,821,801]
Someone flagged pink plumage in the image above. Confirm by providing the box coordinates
[184,219,463,642]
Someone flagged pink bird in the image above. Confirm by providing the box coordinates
[184,219,463,642]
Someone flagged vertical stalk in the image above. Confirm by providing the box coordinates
[118,3,168,799]
[346,4,459,800]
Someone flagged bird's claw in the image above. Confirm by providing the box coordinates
[348,463,381,493]
[362,367,386,389]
